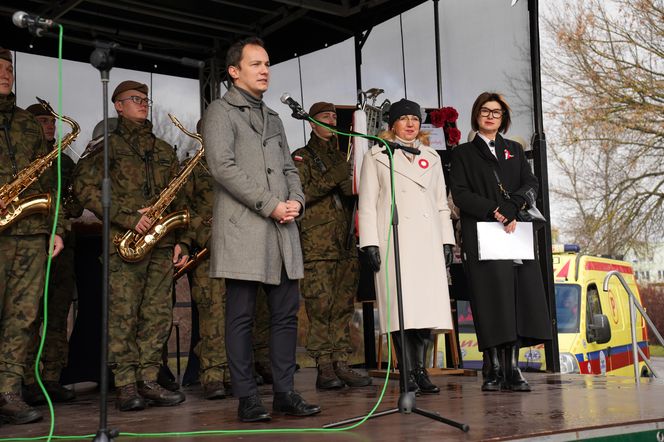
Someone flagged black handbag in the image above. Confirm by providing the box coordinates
[492,170,546,230]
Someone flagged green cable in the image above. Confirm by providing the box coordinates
[1,106,397,440]
[27,24,66,442]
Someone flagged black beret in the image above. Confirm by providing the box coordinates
[388,98,421,127]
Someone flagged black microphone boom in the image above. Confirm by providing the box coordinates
[280,93,309,120]
[12,11,58,37]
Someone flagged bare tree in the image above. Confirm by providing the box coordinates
[150,104,199,162]
[542,0,664,257]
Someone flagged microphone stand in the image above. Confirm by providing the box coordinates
[86,41,204,442]
[322,137,468,433]
[89,43,118,442]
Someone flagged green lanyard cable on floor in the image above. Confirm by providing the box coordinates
[0,88,398,441]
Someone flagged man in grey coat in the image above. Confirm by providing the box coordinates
[203,36,320,423]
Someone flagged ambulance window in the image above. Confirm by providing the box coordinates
[586,287,602,341]
[555,284,580,333]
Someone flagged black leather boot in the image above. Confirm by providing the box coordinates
[391,332,419,395]
[411,330,439,394]
[481,347,502,392]
[481,351,491,379]
[504,344,531,392]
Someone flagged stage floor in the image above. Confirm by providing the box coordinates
[1,369,663,441]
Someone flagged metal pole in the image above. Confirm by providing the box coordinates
[629,299,640,384]
[527,0,559,372]
[433,0,443,107]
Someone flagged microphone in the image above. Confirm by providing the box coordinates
[280,93,309,120]
[383,141,421,156]
[12,11,58,36]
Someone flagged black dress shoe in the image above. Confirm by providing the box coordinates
[238,394,271,422]
[272,391,321,417]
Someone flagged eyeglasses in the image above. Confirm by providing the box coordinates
[479,108,504,118]
[118,96,152,106]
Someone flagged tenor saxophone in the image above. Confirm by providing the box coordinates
[114,114,204,262]
[0,97,79,232]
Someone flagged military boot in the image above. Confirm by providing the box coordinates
[254,360,273,385]
[116,383,146,412]
[0,392,42,424]
[316,361,344,389]
[202,381,227,400]
[137,380,185,406]
[333,361,372,387]
[21,384,45,406]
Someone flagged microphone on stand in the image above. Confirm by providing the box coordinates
[12,11,58,36]
[280,93,309,120]
[383,141,421,155]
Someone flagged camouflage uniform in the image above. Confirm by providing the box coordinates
[0,92,65,394]
[292,133,359,364]
[73,115,188,388]
[185,156,270,387]
[184,156,227,386]
[24,153,83,388]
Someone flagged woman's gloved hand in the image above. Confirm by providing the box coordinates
[362,246,381,272]
[444,244,454,267]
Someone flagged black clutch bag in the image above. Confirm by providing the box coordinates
[493,170,547,230]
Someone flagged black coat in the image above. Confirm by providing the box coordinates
[450,134,551,350]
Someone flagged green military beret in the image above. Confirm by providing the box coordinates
[111,80,148,102]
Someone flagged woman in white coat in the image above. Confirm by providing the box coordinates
[358,99,456,394]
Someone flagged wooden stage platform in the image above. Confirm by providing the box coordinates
[1,369,663,441]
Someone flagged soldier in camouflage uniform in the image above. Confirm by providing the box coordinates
[0,48,65,425]
[23,102,82,405]
[292,102,371,389]
[73,80,188,411]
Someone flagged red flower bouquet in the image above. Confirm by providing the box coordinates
[429,106,460,147]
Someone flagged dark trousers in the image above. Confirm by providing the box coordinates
[225,269,299,398]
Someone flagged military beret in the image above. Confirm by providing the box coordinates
[308,101,336,118]
[388,98,422,128]
[26,103,52,117]
[111,80,148,102]
[0,47,12,64]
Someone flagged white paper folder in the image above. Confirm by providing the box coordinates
[477,222,534,260]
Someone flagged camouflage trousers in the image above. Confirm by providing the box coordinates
[0,235,47,392]
[302,258,359,363]
[25,232,77,384]
[191,258,226,385]
[190,259,271,385]
[109,247,173,387]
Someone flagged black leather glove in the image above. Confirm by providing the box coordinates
[444,244,454,267]
[497,200,519,225]
[362,246,381,272]
[509,193,527,210]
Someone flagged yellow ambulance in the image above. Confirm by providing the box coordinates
[457,245,651,376]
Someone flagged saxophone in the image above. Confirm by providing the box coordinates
[0,97,80,232]
[114,114,203,262]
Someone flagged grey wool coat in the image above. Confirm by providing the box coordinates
[203,86,305,284]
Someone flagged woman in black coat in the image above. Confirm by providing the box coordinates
[450,92,551,392]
